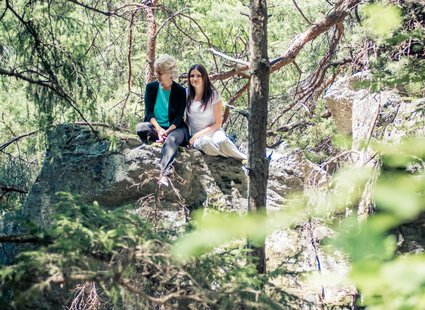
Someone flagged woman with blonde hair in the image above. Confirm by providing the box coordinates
[186,64,246,160]
[136,54,189,185]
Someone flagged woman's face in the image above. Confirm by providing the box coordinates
[189,69,203,89]
[155,69,173,89]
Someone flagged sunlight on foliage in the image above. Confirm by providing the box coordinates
[0,193,288,308]
[351,255,425,310]
[332,215,398,262]
[362,3,402,37]
[309,165,372,216]
[173,205,306,261]
[375,175,425,219]
[332,138,425,309]
[174,137,425,309]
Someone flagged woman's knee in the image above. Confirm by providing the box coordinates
[212,130,227,144]
[136,122,150,136]
[217,137,240,153]
[194,136,212,149]
[216,136,230,148]
[164,135,179,148]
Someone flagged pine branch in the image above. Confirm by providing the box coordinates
[0,234,52,244]
[0,130,38,152]
[4,1,99,137]
[292,0,313,25]
[208,48,250,66]
[0,183,28,195]
[67,0,122,17]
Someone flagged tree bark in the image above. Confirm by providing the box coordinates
[145,0,157,83]
[248,0,270,274]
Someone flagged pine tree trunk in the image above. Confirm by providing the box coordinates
[145,0,157,83]
[248,0,270,274]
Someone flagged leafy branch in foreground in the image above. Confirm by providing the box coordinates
[0,193,303,309]
[174,138,425,310]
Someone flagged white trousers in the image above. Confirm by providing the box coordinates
[193,129,247,160]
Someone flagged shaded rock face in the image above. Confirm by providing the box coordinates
[22,124,324,229]
[0,214,21,265]
[397,212,425,254]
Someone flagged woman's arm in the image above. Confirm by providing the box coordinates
[144,83,167,142]
[149,117,163,133]
[170,84,186,129]
[189,100,223,146]
[165,124,176,134]
[162,85,183,139]
[144,82,156,122]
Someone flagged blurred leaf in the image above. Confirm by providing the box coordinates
[352,255,425,310]
[375,175,425,219]
[362,3,402,37]
[310,165,372,216]
[173,205,306,261]
[375,138,425,168]
[332,215,397,262]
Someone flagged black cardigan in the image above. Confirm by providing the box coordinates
[143,81,186,128]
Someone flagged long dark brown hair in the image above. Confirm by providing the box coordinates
[187,64,216,111]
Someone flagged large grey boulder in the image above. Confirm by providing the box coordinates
[324,72,425,253]
[22,124,246,228]
[22,124,327,228]
[324,71,424,148]
[381,97,425,143]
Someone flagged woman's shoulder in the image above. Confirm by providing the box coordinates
[172,81,186,93]
[146,81,159,87]
[145,81,159,92]
[212,89,221,97]
[211,89,221,104]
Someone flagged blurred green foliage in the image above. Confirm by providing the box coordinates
[362,3,402,37]
[0,193,301,309]
[173,137,425,309]
[360,1,424,97]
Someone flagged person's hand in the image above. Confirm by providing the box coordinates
[189,136,197,147]
[157,128,168,143]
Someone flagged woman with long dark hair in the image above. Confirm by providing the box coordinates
[186,64,246,160]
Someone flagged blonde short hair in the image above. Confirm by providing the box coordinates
[154,54,179,80]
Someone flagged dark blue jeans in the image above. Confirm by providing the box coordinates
[136,122,188,175]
